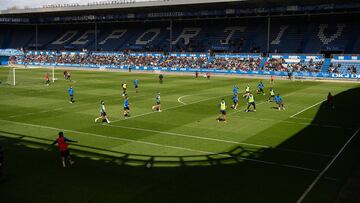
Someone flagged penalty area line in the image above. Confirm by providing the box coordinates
[290,100,325,118]
[296,127,360,203]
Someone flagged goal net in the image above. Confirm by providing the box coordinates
[1,67,56,86]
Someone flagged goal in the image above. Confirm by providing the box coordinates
[3,67,56,86]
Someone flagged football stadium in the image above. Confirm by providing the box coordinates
[0,0,360,202]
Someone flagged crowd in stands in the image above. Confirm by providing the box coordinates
[263,58,323,72]
[328,63,358,74]
[12,51,330,73]
[14,52,262,71]
[209,57,261,71]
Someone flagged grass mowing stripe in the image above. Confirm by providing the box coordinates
[232,116,350,130]
[2,89,169,119]
[290,100,325,118]
[107,123,267,147]
[0,119,216,155]
[0,118,321,172]
[106,123,333,158]
[296,127,360,203]
[111,94,233,123]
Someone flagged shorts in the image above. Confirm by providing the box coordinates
[134,85,138,88]
[220,110,226,115]
[123,88,127,91]
[124,107,130,111]
[60,149,70,157]
[156,102,161,105]
[101,112,107,116]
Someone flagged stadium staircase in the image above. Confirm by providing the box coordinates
[321,58,331,72]
[259,57,268,69]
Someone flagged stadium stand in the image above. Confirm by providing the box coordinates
[328,55,360,74]
[1,0,360,79]
[1,15,360,54]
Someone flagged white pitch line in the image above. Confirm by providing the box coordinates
[107,123,267,148]
[291,117,318,121]
[177,93,215,105]
[238,157,318,172]
[290,100,325,118]
[0,119,320,172]
[177,95,189,105]
[232,116,348,130]
[296,127,360,203]
[106,123,333,158]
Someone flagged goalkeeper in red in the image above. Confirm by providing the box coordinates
[51,132,77,168]
[45,72,50,86]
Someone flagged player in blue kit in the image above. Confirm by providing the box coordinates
[274,94,285,110]
[134,79,139,93]
[256,81,265,95]
[68,86,75,103]
[232,86,239,96]
[231,94,239,110]
[123,96,131,118]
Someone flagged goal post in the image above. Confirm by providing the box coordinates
[12,67,15,86]
[3,67,16,86]
[3,66,56,86]
[52,66,55,83]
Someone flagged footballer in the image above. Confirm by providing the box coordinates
[152,93,161,112]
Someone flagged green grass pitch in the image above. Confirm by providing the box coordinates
[0,67,359,202]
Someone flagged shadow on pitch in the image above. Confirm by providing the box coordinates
[0,87,359,169]
[0,130,265,168]
[1,87,360,202]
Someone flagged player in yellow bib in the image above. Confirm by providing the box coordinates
[121,82,127,96]
[268,88,275,102]
[245,93,256,112]
[216,99,227,123]
[245,85,250,93]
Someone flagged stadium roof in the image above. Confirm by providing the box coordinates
[0,0,245,15]
[0,0,354,16]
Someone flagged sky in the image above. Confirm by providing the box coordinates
[0,0,145,10]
